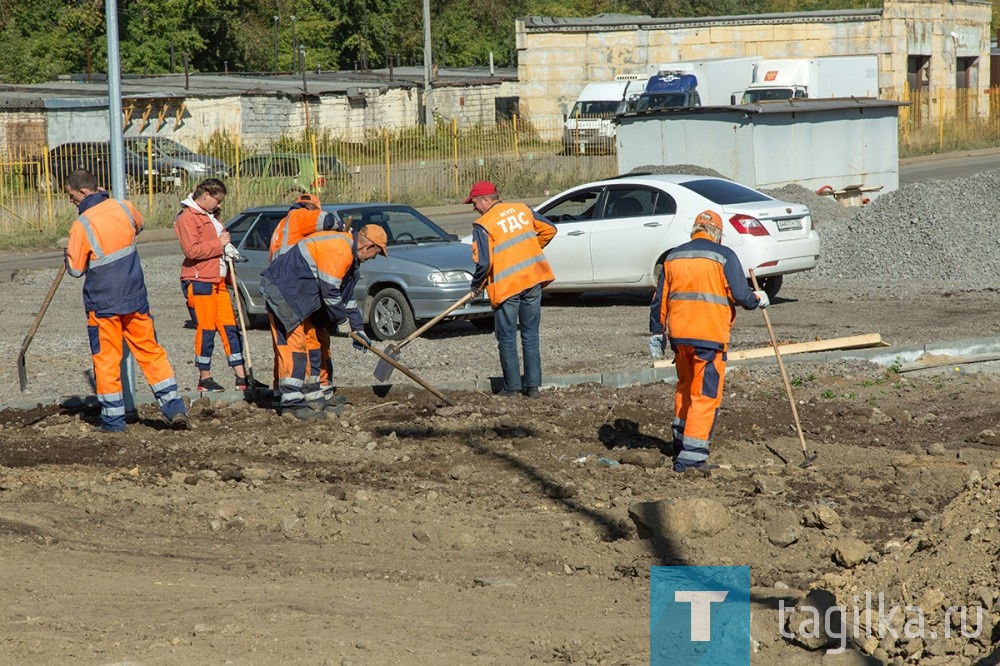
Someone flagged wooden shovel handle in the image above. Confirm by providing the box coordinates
[394,290,477,353]
[748,269,808,454]
[351,332,455,406]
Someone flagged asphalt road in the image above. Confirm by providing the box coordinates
[3,149,999,275]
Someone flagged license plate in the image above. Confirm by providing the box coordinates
[776,219,802,231]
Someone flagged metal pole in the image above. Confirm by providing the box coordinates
[422,0,434,135]
[104,0,137,415]
[273,16,279,74]
[290,16,297,74]
[300,45,307,94]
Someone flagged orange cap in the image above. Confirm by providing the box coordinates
[695,209,723,230]
[297,192,322,208]
[359,224,388,256]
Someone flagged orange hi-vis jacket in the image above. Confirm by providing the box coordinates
[268,207,339,261]
[471,201,556,306]
[260,230,364,333]
[651,232,759,351]
[65,192,149,316]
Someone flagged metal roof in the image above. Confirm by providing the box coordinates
[620,97,908,120]
[522,9,883,31]
[0,66,517,109]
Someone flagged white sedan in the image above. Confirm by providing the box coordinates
[518,174,820,298]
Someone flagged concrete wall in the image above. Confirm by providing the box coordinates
[516,0,991,133]
[0,110,45,154]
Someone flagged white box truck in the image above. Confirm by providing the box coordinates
[740,55,879,103]
[562,76,646,154]
[634,56,761,112]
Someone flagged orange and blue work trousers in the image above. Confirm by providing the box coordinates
[671,344,726,471]
[269,313,325,412]
[310,324,334,400]
[87,310,185,431]
[185,280,243,372]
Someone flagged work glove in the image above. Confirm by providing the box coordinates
[648,334,665,359]
[224,243,241,261]
[352,331,372,353]
[754,290,770,309]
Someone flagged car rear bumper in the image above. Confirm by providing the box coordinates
[739,233,821,278]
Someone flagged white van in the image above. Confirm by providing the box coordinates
[562,76,644,154]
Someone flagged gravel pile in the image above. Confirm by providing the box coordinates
[636,162,1000,287]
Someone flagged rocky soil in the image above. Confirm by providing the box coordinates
[1,169,1000,664]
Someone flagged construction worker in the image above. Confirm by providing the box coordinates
[63,169,190,432]
[467,180,556,398]
[259,224,387,420]
[649,209,768,472]
[268,193,345,406]
[174,178,264,393]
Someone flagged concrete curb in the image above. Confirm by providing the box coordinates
[8,335,1000,412]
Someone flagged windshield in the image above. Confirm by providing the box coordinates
[741,88,794,104]
[156,139,195,156]
[635,93,689,112]
[679,179,772,205]
[338,206,451,246]
[568,100,620,118]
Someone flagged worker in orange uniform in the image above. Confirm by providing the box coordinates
[174,178,264,393]
[649,210,768,472]
[259,224,387,420]
[268,192,345,406]
[63,169,190,432]
[467,181,556,399]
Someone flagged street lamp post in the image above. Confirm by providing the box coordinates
[290,16,297,74]
[273,16,279,74]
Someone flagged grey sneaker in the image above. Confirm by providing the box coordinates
[169,412,191,430]
[495,389,521,398]
[523,387,541,399]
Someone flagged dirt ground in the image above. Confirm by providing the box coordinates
[1,251,1000,663]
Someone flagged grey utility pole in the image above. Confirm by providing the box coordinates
[422,0,434,135]
[104,0,137,412]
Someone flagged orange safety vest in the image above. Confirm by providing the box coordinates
[659,232,739,350]
[473,202,555,306]
[269,208,330,261]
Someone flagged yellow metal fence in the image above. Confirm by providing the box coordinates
[4,86,1000,237]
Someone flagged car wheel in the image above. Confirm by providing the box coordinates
[237,289,262,330]
[366,287,415,341]
[755,275,783,299]
[471,316,495,332]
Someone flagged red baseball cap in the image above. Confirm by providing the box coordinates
[464,180,498,204]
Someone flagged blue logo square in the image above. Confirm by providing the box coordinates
[650,566,750,666]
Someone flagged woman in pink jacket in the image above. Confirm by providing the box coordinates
[174,178,264,393]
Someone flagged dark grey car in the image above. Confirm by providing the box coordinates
[224,203,494,340]
[124,137,229,185]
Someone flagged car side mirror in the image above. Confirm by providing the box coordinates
[448,233,459,241]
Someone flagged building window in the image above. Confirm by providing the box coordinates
[907,55,930,91]
[956,57,977,89]
[495,97,520,122]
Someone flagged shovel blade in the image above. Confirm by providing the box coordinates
[372,345,401,382]
[17,355,27,392]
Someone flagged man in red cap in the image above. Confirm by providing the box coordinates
[260,224,386,420]
[268,192,345,407]
[466,180,557,398]
[649,209,768,472]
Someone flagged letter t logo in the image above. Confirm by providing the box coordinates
[674,590,728,641]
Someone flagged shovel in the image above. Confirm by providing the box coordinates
[352,332,455,406]
[373,291,476,382]
[227,257,259,401]
[18,262,66,391]
[749,269,818,468]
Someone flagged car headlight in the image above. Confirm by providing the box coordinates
[428,270,472,284]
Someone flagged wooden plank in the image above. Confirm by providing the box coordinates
[651,333,889,367]
[898,352,1000,373]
